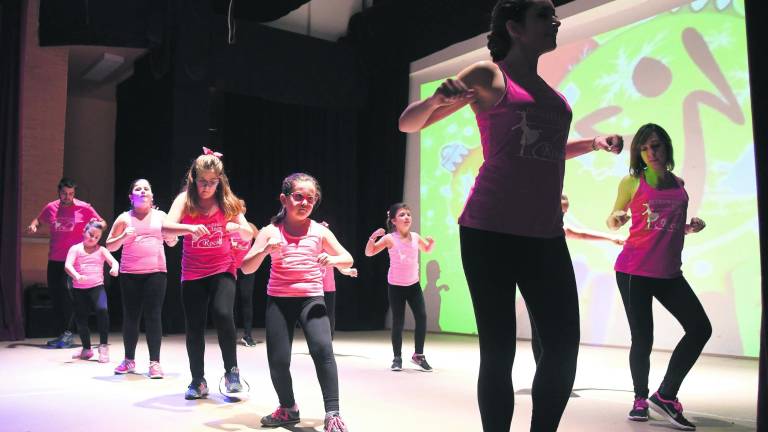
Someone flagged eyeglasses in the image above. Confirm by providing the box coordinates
[196,178,220,188]
[290,192,317,205]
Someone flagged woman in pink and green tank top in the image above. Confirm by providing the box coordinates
[607,123,710,431]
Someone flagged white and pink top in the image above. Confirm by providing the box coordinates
[231,231,253,270]
[181,210,235,281]
[67,243,112,289]
[386,233,420,287]
[458,63,572,238]
[322,266,336,293]
[267,220,324,297]
[119,209,167,274]
[37,199,102,261]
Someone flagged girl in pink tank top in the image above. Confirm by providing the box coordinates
[607,124,710,430]
[241,173,353,431]
[163,148,253,400]
[65,219,118,363]
[365,203,435,372]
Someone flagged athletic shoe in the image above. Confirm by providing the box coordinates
[411,353,433,372]
[72,348,93,360]
[261,405,300,427]
[114,359,136,374]
[224,366,243,393]
[97,344,109,363]
[49,331,74,349]
[241,335,257,347]
[628,397,649,421]
[324,411,349,432]
[649,391,696,430]
[148,361,164,379]
[390,356,402,371]
[184,379,209,400]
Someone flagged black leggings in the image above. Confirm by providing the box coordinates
[324,291,336,338]
[265,295,338,413]
[72,285,109,349]
[236,269,256,336]
[616,272,712,399]
[47,260,74,334]
[120,272,166,361]
[388,283,426,357]
[181,273,237,380]
[460,226,580,432]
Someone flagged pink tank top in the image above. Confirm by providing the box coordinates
[231,231,253,269]
[38,199,102,261]
[69,243,108,289]
[458,64,572,238]
[119,209,167,274]
[181,210,235,281]
[267,220,324,297]
[614,176,688,278]
[322,266,336,293]
[387,233,419,286]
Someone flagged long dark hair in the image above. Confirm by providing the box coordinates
[487,0,535,61]
[271,173,322,225]
[629,123,675,178]
[386,203,410,233]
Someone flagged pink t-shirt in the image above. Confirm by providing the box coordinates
[387,233,419,286]
[458,64,572,238]
[181,210,235,281]
[67,243,112,289]
[119,209,167,274]
[37,199,102,261]
[267,220,324,297]
[614,176,688,278]
[231,231,253,269]
[322,266,336,293]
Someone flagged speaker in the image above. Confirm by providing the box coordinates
[24,284,57,338]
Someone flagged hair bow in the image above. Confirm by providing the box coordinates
[202,147,223,158]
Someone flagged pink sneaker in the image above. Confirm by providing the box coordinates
[98,344,109,363]
[324,411,348,432]
[72,348,94,360]
[148,361,164,379]
[114,359,136,374]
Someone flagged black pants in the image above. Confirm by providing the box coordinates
[388,283,426,357]
[47,260,74,334]
[324,291,336,338]
[265,295,338,413]
[616,272,712,399]
[181,272,237,381]
[236,269,256,336]
[460,226,580,432]
[120,272,166,361]
[72,285,109,349]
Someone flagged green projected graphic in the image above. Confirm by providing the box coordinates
[418,0,759,356]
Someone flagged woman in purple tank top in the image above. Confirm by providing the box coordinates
[398,1,624,431]
[607,123,710,431]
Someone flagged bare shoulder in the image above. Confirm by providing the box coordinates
[458,61,499,89]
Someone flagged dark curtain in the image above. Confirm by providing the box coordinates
[0,0,24,341]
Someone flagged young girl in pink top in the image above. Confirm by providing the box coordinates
[65,219,119,362]
[106,179,178,378]
[163,148,253,400]
[607,123,710,430]
[365,203,434,372]
[241,173,353,432]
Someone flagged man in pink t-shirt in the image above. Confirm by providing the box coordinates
[26,178,104,348]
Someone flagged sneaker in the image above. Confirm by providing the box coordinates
[324,411,349,432]
[148,361,164,379]
[97,344,109,363]
[114,359,136,374]
[224,366,243,393]
[241,335,257,347]
[411,353,433,372]
[72,348,93,360]
[649,392,696,430]
[628,397,649,421]
[260,405,300,427]
[390,356,402,371]
[49,331,74,349]
[184,379,209,400]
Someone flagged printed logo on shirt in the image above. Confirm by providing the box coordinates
[54,217,76,232]
[192,224,224,248]
[505,109,568,162]
[643,200,683,232]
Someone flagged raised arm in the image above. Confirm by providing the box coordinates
[320,226,353,269]
[241,225,281,274]
[416,233,435,253]
[606,176,637,231]
[364,228,391,256]
[565,135,624,160]
[105,213,133,252]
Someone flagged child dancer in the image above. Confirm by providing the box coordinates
[241,173,353,432]
[65,219,119,362]
[231,201,259,347]
[365,203,434,372]
[107,179,178,378]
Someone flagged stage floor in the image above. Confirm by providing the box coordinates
[0,330,758,431]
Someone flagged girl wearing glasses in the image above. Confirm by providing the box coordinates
[365,203,435,372]
[241,172,353,432]
[163,148,253,400]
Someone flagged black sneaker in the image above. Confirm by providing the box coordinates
[224,366,243,393]
[47,331,74,349]
[628,397,649,421]
[649,392,696,430]
[241,335,257,347]
[261,405,300,427]
[411,353,433,372]
[390,356,402,371]
[184,379,209,400]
